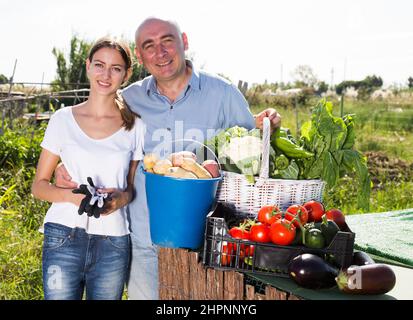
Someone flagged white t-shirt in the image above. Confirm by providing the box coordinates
[40,106,145,236]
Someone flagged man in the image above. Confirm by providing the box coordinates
[56,17,281,299]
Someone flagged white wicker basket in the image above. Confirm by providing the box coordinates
[216,117,325,216]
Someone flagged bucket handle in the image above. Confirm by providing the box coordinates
[171,138,222,173]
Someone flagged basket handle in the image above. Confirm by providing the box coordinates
[259,117,271,179]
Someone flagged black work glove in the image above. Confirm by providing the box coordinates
[72,177,109,218]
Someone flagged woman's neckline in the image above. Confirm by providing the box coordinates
[69,106,124,142]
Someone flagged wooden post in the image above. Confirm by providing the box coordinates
[206,268,224,299]
[189,251,207,300]
[223,271,244,300]
[237,80,248,96]
[245,284,256,300]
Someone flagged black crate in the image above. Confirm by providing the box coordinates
[202,202,355,278]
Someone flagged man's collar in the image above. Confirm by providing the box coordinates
[186,60,201,92]
[146,59,201,96]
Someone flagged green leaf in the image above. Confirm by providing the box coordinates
[342,114,356,149]
[0,184,16,206]
[341,150,371,210]
[321,152,339,189]
[300,120,312,144]
[279,160,300,179]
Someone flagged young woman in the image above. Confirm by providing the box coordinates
[31,37,145,300]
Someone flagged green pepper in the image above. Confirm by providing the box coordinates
[275,154,289,170]
[272,128,314,159]
[304,228,326,249]
[320,215,340,246]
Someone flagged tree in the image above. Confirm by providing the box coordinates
[408,77,413,89]
[52,35,91,91]
[128,42,149,83]
[335,75,383,98]
[315,81,329,95]
[0,73,9,84]
[292,65,318,88]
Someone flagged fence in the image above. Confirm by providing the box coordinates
[158,247,301,300]
[0,88,89,135]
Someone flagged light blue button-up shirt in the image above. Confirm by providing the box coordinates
[121,62,255,245]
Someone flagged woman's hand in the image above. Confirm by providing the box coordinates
[97,188,132,216]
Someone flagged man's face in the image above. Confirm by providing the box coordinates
[135,19,188,83]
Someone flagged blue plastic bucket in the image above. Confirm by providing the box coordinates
[144,171,222,249]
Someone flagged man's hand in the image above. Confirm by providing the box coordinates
[254,108,282,132]
[55,163,78,189]
[97,188,132,216]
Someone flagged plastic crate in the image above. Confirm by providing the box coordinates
[202,202,355,278]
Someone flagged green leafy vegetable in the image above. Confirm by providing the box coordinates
[299,99,371,210]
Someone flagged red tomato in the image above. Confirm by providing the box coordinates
[228,225,250,253]
[285,205,309,227]
[269,219,296,246]
[229,226,250,240]
[239,244,255,259]
[249,223,271,243]
[221,243,234,266]
[303,200,325,222]
[245,244,255,256]
[257,205,282,225]
[325,209,346,229]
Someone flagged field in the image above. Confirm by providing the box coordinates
[1,96,413,299]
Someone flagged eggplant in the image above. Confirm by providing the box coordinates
[336,264,396,295]
[288,253,339,289]
[351,251,375,266]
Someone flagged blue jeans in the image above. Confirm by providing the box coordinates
[42,222,130,300]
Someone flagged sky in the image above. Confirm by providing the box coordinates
[1,0,413,88]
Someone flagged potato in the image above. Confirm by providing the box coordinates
[143,153,159,170]
[180,158,212,179]
[168,151,197,167]
[165,167,198,179]
[153,159,173,175]
[202,160,221,178]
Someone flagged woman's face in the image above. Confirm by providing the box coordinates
[86,47,127,95]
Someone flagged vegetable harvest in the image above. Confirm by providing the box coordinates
[207,98,371,210]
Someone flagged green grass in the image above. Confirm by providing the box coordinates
[0,215,43,299]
